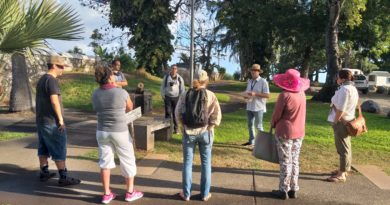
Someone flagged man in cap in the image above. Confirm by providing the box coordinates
[242,64,270,146]
[35,55,81,186]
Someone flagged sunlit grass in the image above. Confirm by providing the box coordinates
[0,131,30,141]
[155,96,390,175]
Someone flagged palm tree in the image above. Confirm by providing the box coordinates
[0,0,83,112]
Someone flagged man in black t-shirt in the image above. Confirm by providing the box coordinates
[35,56,80,186]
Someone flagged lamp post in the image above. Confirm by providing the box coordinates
[189,0,195,88]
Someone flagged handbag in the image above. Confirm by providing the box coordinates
[252,128,279,164]
[345,105,368,137]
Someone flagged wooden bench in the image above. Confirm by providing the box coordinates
[131,116,172,151]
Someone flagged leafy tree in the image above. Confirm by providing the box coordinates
[233,71,241,81]
[89,28,104,55]
[313,0,367,102]
[178,53,190,67]
[109,0,182,75]
[0,0,83,112]
[114,47,137,72]
[341,0,390,71]
[94,45,113,62]
[67,46,85,55]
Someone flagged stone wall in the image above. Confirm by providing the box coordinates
[0,53,96,104]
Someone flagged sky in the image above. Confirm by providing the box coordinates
[48,0,240,75]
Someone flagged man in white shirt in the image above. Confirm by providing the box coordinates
[243,64,270,146]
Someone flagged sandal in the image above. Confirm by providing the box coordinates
[326,175,346,183]
[330,170,349,177]
[178,192,190,201]
[202,193,212,201]
[58,177,81,186]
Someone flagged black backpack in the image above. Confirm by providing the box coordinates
[182,88,208,128]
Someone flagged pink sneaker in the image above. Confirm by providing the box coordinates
[125,190,144,202]
[101,192,116,204]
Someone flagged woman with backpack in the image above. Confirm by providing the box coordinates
[175,70,222,202]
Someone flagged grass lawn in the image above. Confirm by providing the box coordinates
[79,148,148,163]
[60,72,232,111]
[60,72,164,111]
[154,96,390,175]
[0,131,30,141]
[62,73,389,175]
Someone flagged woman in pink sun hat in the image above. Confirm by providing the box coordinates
[270,68,309,200]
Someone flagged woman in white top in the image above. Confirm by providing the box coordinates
[327,69,359,182]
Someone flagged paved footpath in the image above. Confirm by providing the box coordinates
[0,111,389,205]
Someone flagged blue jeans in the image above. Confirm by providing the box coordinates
[182,130,214,198]
[37,123,67,161]
[247,110,264,144]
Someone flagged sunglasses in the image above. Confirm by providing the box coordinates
[56,64,65,69]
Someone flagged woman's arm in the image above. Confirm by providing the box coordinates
[125,96,133,113]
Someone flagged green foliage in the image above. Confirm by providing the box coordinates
[89,28,104,54]
[0,0,83,53]
[94,46,113,62]
[233,71,241,81]
[67,46,85,55]
[109,0,175,75]
[340,0,390,69]
[115,47,137,72]
[223,73,234,80]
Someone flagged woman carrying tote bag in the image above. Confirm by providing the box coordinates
[326,69,359,183]
[271,69,309,200]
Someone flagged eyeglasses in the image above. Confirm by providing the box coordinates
[56,64,64,69]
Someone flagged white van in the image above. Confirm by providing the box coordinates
[342,68,369,94]
[367,71,390,88]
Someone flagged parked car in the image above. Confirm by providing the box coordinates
[354,74,369,94]
[342,68,369,94]
[368,71,390,90]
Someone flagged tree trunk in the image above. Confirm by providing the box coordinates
[313,0,344,102]
[9,53,34,112]
[301,46,312,78]
[315,70,319,82]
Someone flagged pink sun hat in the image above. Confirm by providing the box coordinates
[273,69,310,92]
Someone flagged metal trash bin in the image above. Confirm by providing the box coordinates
[126,88,152,115]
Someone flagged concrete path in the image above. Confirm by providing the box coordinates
[1,111,389,205]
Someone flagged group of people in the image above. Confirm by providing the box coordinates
[34,56,359,203]
[237,64,358,199]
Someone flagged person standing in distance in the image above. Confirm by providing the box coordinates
[112,59,128,88]
[242,64,270,146]
[160,64,185,134]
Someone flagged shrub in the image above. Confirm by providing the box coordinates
[224,73,234,80]
[233,71,241,81]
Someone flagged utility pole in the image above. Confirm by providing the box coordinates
[189,0,195,88]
